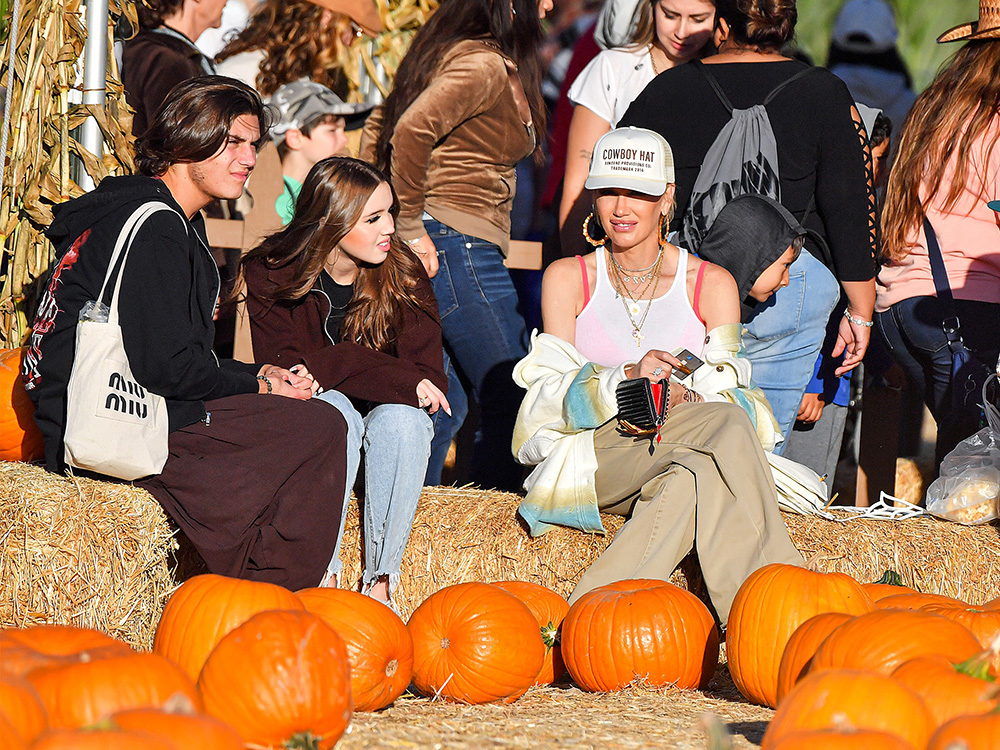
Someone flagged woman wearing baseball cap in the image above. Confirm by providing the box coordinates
[877,1,1000,465]
[512,127,802,625]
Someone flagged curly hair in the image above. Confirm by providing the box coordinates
[215,0,352,97]
[715,0,796,52]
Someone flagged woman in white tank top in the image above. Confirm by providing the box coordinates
[513,128,802,625]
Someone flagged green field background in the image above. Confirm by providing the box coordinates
[796,0,981,91]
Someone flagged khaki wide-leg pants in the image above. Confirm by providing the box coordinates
[570,402,803,625]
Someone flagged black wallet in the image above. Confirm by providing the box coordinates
[615,377,669,437]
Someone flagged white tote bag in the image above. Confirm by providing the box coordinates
[63,202,175,480]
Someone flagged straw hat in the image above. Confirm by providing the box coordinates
[937,0,1000,43]
[308,0,384,37]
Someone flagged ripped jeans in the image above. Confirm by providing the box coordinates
[317,391,433,596]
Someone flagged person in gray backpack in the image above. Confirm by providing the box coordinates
[619,0,877,451]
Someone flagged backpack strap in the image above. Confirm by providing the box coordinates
[693,60,734,114]
[762,65,815,105]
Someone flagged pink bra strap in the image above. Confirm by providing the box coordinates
[693,260,708,325]
[577,254,591,308]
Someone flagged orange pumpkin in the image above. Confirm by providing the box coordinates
[926,711,1000,750]
[27,652,201,729]
[0,626,135,678]
[0,347,44,462]
[920,603,1000,673]
[297,587,414,712]
[874,592,963,610]
[775,612,853,703]
[0,674,47,744]
[31,729,175,750]
[407,582,544,704]
[761,669,933,750]
[153,573,304,682]
[767,729,916,750]
[984,596,1000,610]
[891,653,1000,726]
[808,609,982,677]
[0,713,27,750]
[561,579,719,693]
[198,610,352,749]
[493,581,570,685]
[111,707,243,750]
[725,563,873,708]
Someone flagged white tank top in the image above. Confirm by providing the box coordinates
[575,246,708,368]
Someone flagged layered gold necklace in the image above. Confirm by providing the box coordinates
[607,246,664,347]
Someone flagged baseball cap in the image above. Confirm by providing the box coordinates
[585,127,675,196]
[269,81,374,146]
[832,0,898,54]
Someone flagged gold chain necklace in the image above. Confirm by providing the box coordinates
[649,43,660,75]
[608,247,664,347]
[609,245,663,286]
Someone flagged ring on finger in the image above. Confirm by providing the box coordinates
[652,366,664,377]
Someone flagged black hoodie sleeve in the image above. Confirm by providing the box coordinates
[117,210,259,402]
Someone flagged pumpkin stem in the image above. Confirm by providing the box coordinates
[699,713,733,750]
[284,731,323,749]
[873,570,905,586]
[540,621,559,650]
[954,637,999,683]
[440,637,450,649]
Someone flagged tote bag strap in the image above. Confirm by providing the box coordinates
[100,202,181,325]
[922,215,965,355]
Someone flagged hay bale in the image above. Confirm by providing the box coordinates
[4,469,997,647]
[338,486,1000,618]
[0,462,175,649]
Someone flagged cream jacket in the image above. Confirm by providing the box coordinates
[512,325,781,536]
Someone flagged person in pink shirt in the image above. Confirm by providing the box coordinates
[876,2,1000,464]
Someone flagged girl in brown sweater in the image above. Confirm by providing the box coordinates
[240,157,448,607]
[361,0,551,490]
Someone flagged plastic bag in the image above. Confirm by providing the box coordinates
[925,374,1000,525]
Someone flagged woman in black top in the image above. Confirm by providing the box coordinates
[619,0,877,449]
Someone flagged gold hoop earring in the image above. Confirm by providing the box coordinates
[582,212,606,247]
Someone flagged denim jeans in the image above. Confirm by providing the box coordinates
[876,296,1000,465]
[317,392,433,593]
[743,249,840,453]
[425,350,468,486]
[424,217,529,490]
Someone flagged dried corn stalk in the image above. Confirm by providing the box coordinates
[0,0,136,347]
[339,0,439,102]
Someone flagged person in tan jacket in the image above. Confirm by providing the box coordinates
[361,0,552,490]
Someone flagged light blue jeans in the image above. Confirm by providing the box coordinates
[317,391,433,594]
[742,249,840,454]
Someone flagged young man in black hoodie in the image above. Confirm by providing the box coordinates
[24,76,350,591]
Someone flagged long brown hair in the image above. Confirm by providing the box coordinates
[215,0,351,97]
[882,41,1000,263]
[240,158,435,352]
[371,0,546,173]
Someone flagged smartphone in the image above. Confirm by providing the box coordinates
[671,349,705,378]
